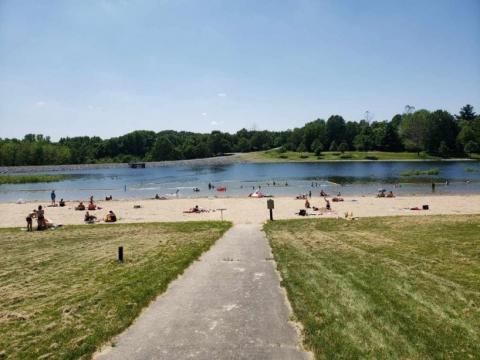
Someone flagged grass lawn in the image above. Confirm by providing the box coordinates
[241,150,444,162]
[264,215,480,359]
[0,221,231,360]
[0,174,71,185]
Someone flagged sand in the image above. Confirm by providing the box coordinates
[1,195,480,228]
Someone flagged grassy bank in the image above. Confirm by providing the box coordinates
[265,215,480,359]
[0,174,70,185]
[241,150,445,162]
[0,221,231,359]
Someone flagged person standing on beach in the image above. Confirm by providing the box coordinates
[431,182,436,192]
[50,190,56,206]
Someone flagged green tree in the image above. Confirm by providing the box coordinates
[456,104,476,122]
[338,142,349,153]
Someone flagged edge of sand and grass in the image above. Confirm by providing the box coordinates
[264,215,480,359]
[239,149,477,162]
[0,221,231,360]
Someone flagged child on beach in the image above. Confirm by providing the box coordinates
[26,209,36,231]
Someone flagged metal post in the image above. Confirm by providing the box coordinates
[118,246,124,262]
[269,208,273,221]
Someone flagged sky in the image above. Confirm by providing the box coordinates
[0,0,479,140]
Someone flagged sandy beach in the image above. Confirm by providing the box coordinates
[2,194,480,228]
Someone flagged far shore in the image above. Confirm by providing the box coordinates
[3,194,480,228]
[1,152,477,173]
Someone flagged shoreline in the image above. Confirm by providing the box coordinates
[2,195,480,228]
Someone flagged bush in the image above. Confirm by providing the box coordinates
[464,140,479,154]
[340,154,352,159]
[338,142,349,153]
[329,141,338,151]
[365,156,378,160]
[299,154,309,159]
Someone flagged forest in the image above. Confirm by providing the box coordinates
[0,104,479,166]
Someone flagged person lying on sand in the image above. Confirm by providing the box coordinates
[75,202,85,211]
[104,210,117,222]
[183,205,210,213]
[332,192,344,202]
[84,211,97,224]
[386,191,395,198]
[296,194,306,200]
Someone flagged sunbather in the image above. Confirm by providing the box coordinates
[84,211,97,223]
[104,210,117,223]
[75,202,86,211]
[386,191,395,198]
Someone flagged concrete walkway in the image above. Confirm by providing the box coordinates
[95,224,311,360]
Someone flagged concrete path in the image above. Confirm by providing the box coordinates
[95,224,310,360]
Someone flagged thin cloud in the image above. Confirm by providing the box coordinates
[35,101,46,107]
[201,112,207,116]
[217,93,227,97]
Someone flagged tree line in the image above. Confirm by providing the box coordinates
[0,104,479,166]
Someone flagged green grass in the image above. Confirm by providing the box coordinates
[0,221,231,359]
[0,174,70,185]
[240,150,443,162]
[400,167,440,176]
[264,215,480,359]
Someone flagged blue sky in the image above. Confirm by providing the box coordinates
[0,0,479,139]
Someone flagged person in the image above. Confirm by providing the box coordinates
[305,199,310,208]
[26,209,36,231]
[105,195,113,201]
[324,198,331,211]
[50,190,56,206]
[377,190,386,198]
[37,205,46,230]
[75,202,85,211]
[431,182,436,192]
[208,182,212,190]
[387,191,395,198]
[59,198,66,207]
[332,192,344,202]
[84,211,97,223]
[320,190,328,197]
[155,193,160,199]
[104,210,117,223]
[309,190,312,198]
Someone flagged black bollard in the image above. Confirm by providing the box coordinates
[269,208,273,221]
[118,246,124,262]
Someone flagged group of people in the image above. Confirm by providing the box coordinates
[26,205,55,231]
[377,190,395,198]
[26,192,118,230]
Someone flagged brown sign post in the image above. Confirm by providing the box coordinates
[267,199,274,221]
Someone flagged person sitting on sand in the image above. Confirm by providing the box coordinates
[84,211,97,224]
[75,202,85,211]
[104,210,117,223]
[377,190,386,198]
[305,199,311,208]
[155,193,160,199]
[105,195,113,201]
[386,191,395,198]
[320,190,328,197]
[324,198,331,211]
[332,192,344,202]
[59,198,66,207]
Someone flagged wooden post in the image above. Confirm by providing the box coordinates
[118,246,124,262]
[267,199,274,221]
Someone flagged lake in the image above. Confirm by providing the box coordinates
[1,161,479,202]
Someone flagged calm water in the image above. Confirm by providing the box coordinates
[1,161,480,202]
